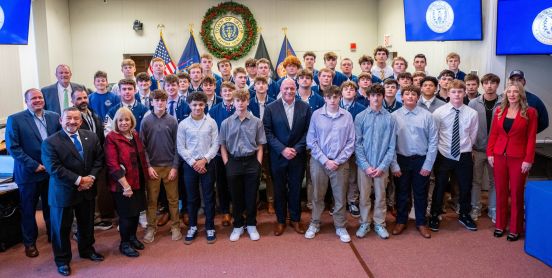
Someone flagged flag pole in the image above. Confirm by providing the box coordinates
[282,27,288,56]
[189,23,194,36]
[157,23,165,37]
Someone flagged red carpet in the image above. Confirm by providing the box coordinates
[0,210,550,277]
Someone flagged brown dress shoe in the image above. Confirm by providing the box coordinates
[392,223,407,235]
[25,245,39,258]
[267,202,275,215]
[222,214,232,227]
[273,223,286,236]
[290,221,306,234]
[157,212,169,227]
[181,213,189,226]
[417,226,431,238]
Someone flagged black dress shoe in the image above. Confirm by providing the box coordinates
[506,233,520,241]
[119,242,139,257]
[81,251,104,262]
[493,229,504,237]
[129,237,145,250]
[57,265,71,276]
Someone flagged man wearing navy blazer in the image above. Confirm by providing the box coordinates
[263,78,312,236]
[41,107,105,276]
[6,88,61,258]
[41,64,84,115]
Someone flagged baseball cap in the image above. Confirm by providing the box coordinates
[509,70,525,79]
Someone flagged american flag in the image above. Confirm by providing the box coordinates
[148,34,177,76]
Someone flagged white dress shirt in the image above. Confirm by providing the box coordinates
[57,83,72,111]
[282,99,295,130]
[432,103,478,161]
[176,115,219,166]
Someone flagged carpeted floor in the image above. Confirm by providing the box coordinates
[0,209,550,278]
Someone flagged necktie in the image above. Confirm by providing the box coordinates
[169,100,175,116]
[63,88,69,109]
[380,69,385,80]
[225,104,232,112]
[71,134,84,159]
[451,108,460,158]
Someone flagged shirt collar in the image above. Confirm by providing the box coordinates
[28,109,44,119]
[282,99,295,108]
[401,105,419,115]
[232,111,252,120]
[320,105,345,117]
[366,107,384,114]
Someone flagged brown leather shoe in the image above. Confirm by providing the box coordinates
[273,223,286,236]
[392,223,407,235]
[290,221,306,234]
[181,213,189,226]
[222,214,231,227]
[267,202,275,214]
[417,226,431,238]
[25,245,39,258]
[157,212,169,227]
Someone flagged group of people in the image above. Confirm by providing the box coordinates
[5,47,548,276]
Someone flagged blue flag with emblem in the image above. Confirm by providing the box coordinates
[178,31,201,72]
[276,35,296,78]
[403,0,482,41]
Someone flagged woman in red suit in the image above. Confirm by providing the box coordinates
[487,83,537,241]
[105,107,149,256]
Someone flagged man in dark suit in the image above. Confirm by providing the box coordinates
[41,64,83,115]
[5,88,61,258]
[72,88,114,230]
[263,78,312,236]
[42,107,105,276]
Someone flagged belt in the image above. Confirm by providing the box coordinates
[229,153,256,161]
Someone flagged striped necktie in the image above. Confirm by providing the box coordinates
[451,108,460,158]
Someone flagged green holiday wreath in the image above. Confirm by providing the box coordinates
[200,2,258,60]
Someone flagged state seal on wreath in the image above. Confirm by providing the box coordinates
[426,1,454,34]
[201,2,258,60]
[532,7,552,46]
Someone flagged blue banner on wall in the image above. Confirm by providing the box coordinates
[0,0,32,45]
[497,0,552,55]
[403,0,482,41]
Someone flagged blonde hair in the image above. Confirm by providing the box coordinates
[112,107,136,133]
[497,82,528,120]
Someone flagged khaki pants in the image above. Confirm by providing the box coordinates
[146,166,180,229]
[358,168,389,226]
[310,158,348,228]
[472,150,495,210]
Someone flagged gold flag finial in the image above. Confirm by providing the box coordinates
[282,27,287,35]
[189,23,194,34]
[157,24,165,35]
[258,26,262,33]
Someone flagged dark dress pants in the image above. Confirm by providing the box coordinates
[226,156,261,228]
[19,179,50,246]
[431,152,473,217]
[395,155,430,226]
[271,154,306,224]
[50,198,95,266]
[184,161,216,230]
[214,155,231,214]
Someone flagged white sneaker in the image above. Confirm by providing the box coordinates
[374,224,389,239]
[143,227,156,243]
[336,228,351,243]
[246,226,260,241]
[139,211,147,229]
[171,227,183,241]
[229,227,244,242]
[304,224,319,239]
[488,208,496,224]
[356,223,371,238]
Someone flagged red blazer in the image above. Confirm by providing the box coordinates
[104,130,149,192]
[487,106,537,163]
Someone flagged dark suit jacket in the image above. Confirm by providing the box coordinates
[487,107,538,163]
[42,82,83,115]
[42,129,104,208]
[80,109,105,145]
[263,99,312,166]
[5,110,61,184]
